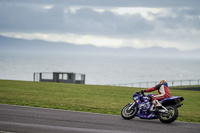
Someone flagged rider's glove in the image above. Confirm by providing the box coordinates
[140,90,145,94]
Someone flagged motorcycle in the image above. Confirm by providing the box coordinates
[121,91,184,123]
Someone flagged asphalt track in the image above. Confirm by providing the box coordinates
[0,104,199,133]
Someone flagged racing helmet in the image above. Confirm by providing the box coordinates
[160,80,168,87]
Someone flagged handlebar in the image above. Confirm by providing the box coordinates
[136,91,153,101]
[136,91,146,96]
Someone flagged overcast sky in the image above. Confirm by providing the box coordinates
[0,0,200,51]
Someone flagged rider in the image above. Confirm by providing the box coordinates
[141,80,171,111]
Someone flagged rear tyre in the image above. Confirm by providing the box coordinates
[158,106,178,123]
[121,103,138,120]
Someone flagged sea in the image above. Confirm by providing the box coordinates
[0,53,200,87]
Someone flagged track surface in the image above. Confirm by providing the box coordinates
[0,104,199,133]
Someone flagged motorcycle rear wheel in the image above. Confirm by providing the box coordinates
[121,103,138,120]
[158,106,178,123]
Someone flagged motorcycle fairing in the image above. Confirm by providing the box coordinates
[137,112,157,119]
[160,96,184,106]
[133,93,157,119]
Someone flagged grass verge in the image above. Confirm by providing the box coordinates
[0,80,199,123]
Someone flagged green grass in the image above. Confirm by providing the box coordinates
[0,80,200,123]
[171,85,200,88]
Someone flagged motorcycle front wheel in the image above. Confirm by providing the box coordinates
[121,103,138,120]
[158,106,178,123]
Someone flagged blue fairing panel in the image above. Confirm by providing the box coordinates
[160,96,184,105]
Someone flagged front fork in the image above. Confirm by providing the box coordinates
[128,102,136,110]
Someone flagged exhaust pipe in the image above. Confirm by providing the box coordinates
[158,109,167,113]
[175,103,183,108]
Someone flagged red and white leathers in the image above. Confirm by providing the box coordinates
[145,84,171,101]
[145,84,171,111]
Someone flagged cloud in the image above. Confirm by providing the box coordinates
[2,0,200,8]
[2,31,200,51]
[0,3,154,36]
[0,0,200,50]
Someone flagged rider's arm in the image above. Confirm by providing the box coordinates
[145,84,162,92]
[145,87,156,92]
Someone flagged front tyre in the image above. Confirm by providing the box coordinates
[158,106,178,123]
[121,103,138,120]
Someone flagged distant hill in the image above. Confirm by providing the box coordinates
[0,35,199,57]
